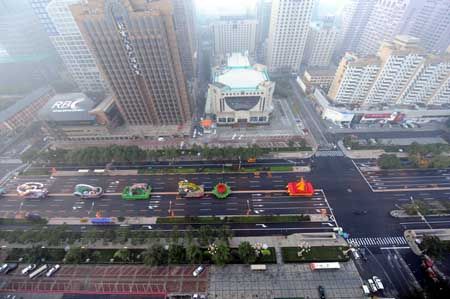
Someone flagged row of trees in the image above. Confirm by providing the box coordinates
[22,144,271,165]
[378,142,450,169]
[61,240,262,266]
[0,225,234,247]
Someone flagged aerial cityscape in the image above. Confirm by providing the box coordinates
[0,0,450,298]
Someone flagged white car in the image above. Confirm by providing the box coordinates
[373,276,384,290]
[0,263,8,273]
[21,264,37,275]
[46,264,60,277]
[192,265,205,277]
[367,279,378,292]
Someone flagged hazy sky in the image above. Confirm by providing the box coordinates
[194,0,349,16]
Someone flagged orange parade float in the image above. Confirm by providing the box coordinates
[287,177,315,197]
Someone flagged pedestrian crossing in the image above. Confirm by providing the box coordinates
[348,236,408,247]
[314,150,345,157]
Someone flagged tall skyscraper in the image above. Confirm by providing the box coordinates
[72,0,192,126]
[399,0,450,53]
[29,0,59,37]
[46,0,107,94]
[0,0,55,57]
[266,0,314,72]
[256,0,272,45]
[211,16,257,59]
[357,0,410,56]
[337,0,375,56]
[303,20,339,67]
[172,0,197,80]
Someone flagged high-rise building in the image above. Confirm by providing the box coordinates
[172,0,197,80]
[256,0,272,45]
[337,0,375,56]
[399,0,450,53]
[357,0,410,56]
[211,16,257,60]
[29,0,59,37]
[0,0,55,57]
[266,0,314,72]
[304,20,339,67]
[364,36,426,106]
[255,0,272,63]
[71,0,192,126]
[328,53,380,106]
[46,0,107,94]
[329,36,450,107]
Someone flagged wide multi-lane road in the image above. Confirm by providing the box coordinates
[0,172,334,219]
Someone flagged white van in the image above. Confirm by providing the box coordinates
[250,264,267,271]
[362,284,370,295]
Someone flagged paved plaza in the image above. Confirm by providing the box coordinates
[208,262,365,299]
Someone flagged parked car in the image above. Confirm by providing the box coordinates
[318,285,326,299]
[21,264,37,275]
[3,263,18,274]
[0,263,8,273]
[192,265,205,277]
[362,284,370,295]
[46,264,61,277]
[373,276,384,290]
[367,279,378,292]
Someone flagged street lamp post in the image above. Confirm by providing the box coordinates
[410,196,432,229]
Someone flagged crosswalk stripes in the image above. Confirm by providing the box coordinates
[314,150,345,157]
[348,236,408,247]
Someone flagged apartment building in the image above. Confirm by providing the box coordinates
[328,53,380,105]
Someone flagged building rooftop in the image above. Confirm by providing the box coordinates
[0,86,53,122]
[214,53,269,90]
[39,93,97,123]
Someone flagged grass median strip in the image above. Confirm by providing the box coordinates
[156,215,310,224]
[281,246,349,263]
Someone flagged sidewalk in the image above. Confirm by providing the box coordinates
[48,217,157,225]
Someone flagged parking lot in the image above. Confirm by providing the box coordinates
[0,265,208,296]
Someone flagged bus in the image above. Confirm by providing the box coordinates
[309,262,340,270]
[29,264,48,279]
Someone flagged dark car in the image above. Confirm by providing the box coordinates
[318,285,326,299]
[353,210,368,215]
[3,263,18,274]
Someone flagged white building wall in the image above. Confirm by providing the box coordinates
[266,0,314,72]
[399,60,450,105]
[46,0,107,94]
[429,75,450,105]
[304,22,339,67]
[364,53,425,106]
[211,19,257,58]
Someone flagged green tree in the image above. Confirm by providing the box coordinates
[421,236,448,259]
[211,242,231,266]
[64,247,88,264]
[238,241,257,264]
[113,248,131,262]
[198,225,215,247]
[168,244,186,264]
[142,244,167,266]
[217,225,233,244]
[186,244,203,264]
[26,246,50,263]
[378,154,402,169]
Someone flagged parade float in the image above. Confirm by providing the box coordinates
[16,182,48,199]
[286,177,314,197]
[73,184,103,199]
[121,183,152,200]
[178,180,205,198]
[211,182,232,199]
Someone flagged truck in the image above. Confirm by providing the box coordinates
[178,180,205,198]
[73,184,103,199]
[29,264,48,279]
[121,183,152,200]
[0,187,5,198]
